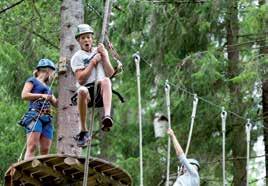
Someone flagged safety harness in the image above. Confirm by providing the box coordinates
[70,82,125,107]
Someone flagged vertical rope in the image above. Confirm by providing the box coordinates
[185,94,198,156]
[134,52,143,186]
[245,119,252,186]
[221,107,227,186]
[83,1,111,185]
[100,0,111,44]
[82,82,97,186]
[165,80,171,186]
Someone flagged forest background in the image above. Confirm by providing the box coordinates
[0,0,268,185]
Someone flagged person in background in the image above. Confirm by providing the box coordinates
[167,128,200,186]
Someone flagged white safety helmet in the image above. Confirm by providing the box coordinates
[75,24,94,39]
[177,158,200,174]
[188,159,200,171]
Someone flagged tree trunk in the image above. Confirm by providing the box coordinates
[226,0,247,185]
[259,0,268,185]
[57,0,84,155]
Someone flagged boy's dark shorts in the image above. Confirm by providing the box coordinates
[71,83,103,108]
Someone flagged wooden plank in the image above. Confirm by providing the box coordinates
[95,172,122,186]
[5,154,132,186]
[31,159,65,182]
[64,157,84,172]
[12,170,42,186]
[101,167,118,173]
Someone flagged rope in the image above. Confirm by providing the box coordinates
[185,94,198,156]
[18,72,57,161]
[167,81,268,130]
[82,82,97,186]
[133,52,144,186]
[164,80,171,186]
[221,107,227,186]
[245,119,252,186]
[82,50,99,186]
[83,0,112,184]
[85,2,124,76]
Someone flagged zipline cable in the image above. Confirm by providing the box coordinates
[165,80,171,186]
[167,81,267,129]
[133,52,144,186]
[185,94,198,156]
[246,119,252,186]
[221,107,227,186]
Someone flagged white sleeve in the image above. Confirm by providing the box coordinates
[71,53,85,73]
[178,154,198,176]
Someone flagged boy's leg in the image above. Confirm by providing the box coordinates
[77,86,90,131]
[100,77,112,116]
[76,86,91,147]
[99,78,113,131]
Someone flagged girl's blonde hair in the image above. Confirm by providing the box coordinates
[33,67,51,77]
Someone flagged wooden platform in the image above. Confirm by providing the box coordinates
[5,154,132,186]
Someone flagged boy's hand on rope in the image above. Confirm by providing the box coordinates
[92,53,102,66]
[97,43,108,57]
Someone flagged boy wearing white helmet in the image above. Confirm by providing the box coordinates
[167,128,200,186]
[71,24,115,147]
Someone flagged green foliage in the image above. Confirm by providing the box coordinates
[0,0,266,185]
[0,100,26,184]
[0,41,29,99]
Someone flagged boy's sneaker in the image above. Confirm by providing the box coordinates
[75,131,91,147]
[101,116,113,132]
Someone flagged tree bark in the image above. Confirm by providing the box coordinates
[226,0,247,185]
[259,0,268,185]
[57,0,84,156]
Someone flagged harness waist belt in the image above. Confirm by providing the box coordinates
[30,108,51,115]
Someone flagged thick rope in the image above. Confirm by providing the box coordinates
[18,72,57,161]
[221,107,227,186]
[164,80,171,186]
[83,1,112,185]
[185,94,198,156]
[82,49,100,186]
[134,52,143,186]
[82,79,97,186]
[245,119,252,186]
